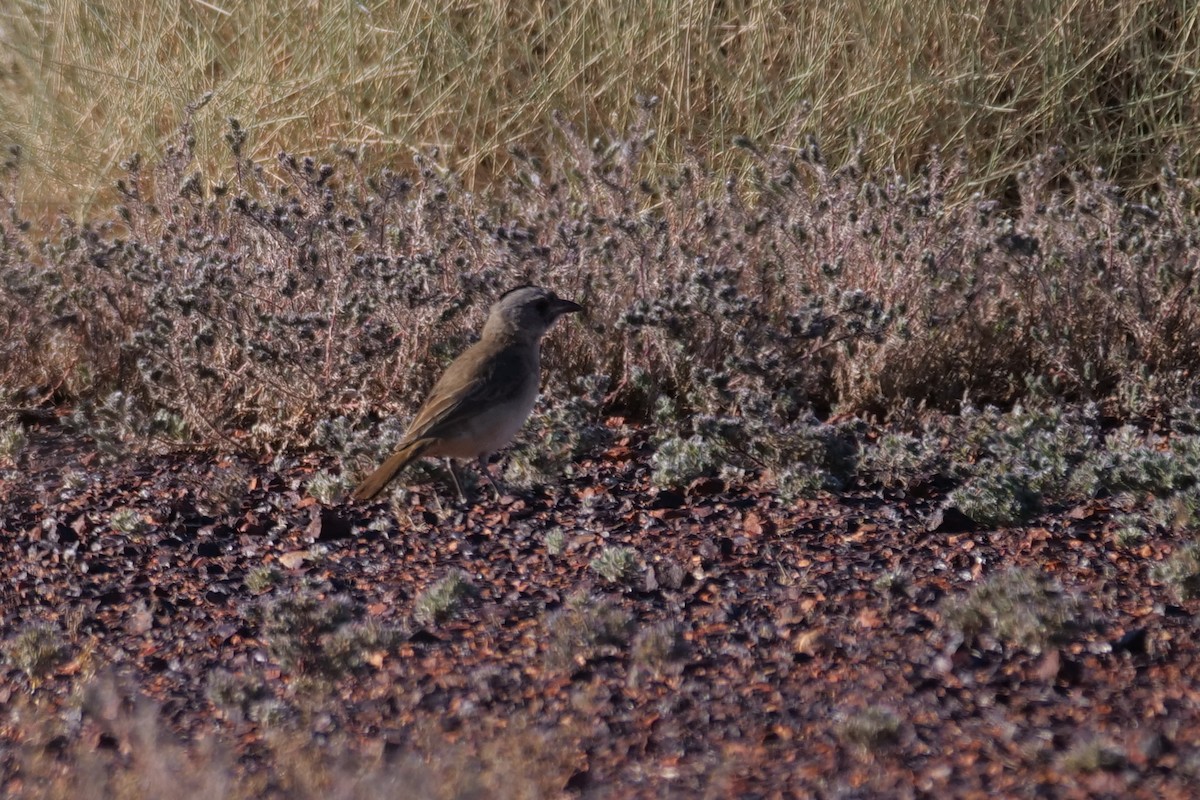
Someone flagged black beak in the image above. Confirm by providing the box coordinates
[551,297,583,317]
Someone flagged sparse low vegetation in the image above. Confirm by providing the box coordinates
[260,592,359,679]
[589,546,642,585]
[107,508,145,535]
[6,101,1200,467]
[837,706,903,752]
[504,376,610,490]
[543,529,566,557]
[12,675,577,800]
[651,434,722,489]
[206,669,274,724]
[192,463,252,518]
[629,621,688,685]
[1061,739,1128,773]
[306,470,353,506]
[545,592,634,670]
[4,624,69,688]
[0,424,26,464]
[1152,543,1200,602]
[244,566,282,594]
[944,569,1084,653]
[873,569,910,598]
[413,570,476,627]
[1112,515,1150,548]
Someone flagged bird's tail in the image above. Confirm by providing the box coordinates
[351,439,432,501]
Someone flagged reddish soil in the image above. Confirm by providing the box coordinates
[1,421,1197,797]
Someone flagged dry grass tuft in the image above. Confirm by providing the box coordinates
[5,675,581,799]
[6,112,1200,464]
[4,1,1200,214]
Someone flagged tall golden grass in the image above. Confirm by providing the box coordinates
[2,0,1198,215]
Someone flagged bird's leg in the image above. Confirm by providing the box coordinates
[445,458,467,502]
[476,454,506,500]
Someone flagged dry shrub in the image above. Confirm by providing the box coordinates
[3,674,582,800]
[3,109,1200,454]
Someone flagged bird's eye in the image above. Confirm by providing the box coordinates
[535,299,549,314]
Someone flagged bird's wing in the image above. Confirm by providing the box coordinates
[403,341,535,443]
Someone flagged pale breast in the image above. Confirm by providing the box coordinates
[427,368,540,459]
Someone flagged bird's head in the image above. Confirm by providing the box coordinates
[483,285,582,343]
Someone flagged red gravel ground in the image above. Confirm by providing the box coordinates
[1,419,1198,798]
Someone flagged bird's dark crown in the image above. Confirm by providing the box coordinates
[499,284,542,300]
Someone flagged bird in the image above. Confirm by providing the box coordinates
[351,285,583,502]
